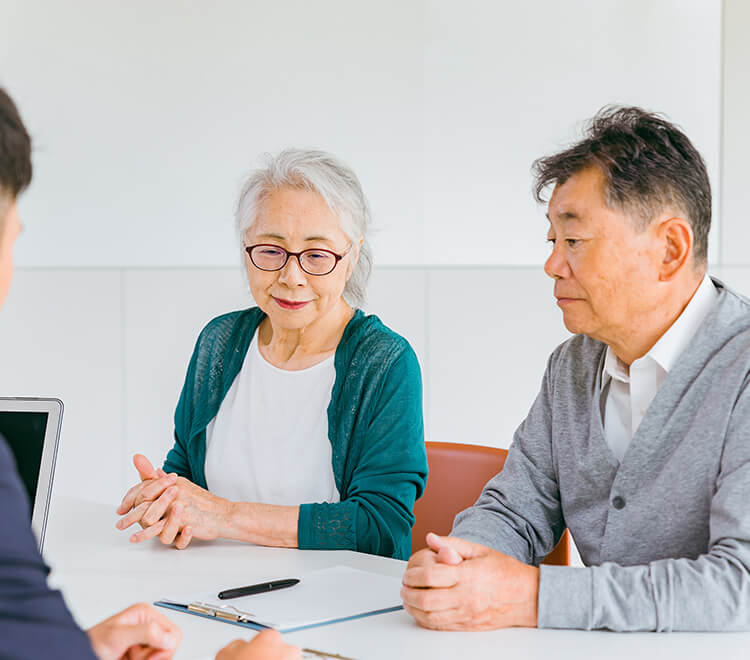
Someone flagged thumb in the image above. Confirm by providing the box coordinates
[426,532,487,562]
[133,454,158,481]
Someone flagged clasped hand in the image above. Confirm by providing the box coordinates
[116,454,231,549]
[400,532,540,631]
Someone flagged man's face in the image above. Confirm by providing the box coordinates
[0,197,21,308]
[544,167,663,347]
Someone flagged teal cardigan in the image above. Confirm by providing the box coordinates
[163,307,427,560]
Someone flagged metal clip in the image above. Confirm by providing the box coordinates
[187,602,277,628]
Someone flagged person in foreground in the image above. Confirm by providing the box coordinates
[0,89,300,658]
[402,106,750,632]
[116,149,427,560]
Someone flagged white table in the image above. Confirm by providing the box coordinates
[44,497,750,660]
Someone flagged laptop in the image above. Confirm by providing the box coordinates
[0,397,63,552]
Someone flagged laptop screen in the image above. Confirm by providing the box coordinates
[0,410,48,516]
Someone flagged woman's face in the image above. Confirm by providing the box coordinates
[0,199,21,309]
[244,187,357,331]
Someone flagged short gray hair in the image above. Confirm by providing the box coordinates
[235,148,373,307]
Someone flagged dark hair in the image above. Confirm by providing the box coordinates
[0,87,32,199]
[532,105,711,264]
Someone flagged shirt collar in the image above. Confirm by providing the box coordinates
[601,274,719,389]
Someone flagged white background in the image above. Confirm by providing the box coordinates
[3,0,721,268]
[2,0,748,509]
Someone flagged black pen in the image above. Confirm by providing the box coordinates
[218,578,300,600]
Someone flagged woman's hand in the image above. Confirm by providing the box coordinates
[116,455,299,549]
[116,455,176,518]
[117,455,233,549]
[87,602,181,660]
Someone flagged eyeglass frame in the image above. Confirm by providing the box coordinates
[244,243,352,276]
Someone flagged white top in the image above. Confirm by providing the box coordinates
[601,275,718,462]
[204,332,340,505]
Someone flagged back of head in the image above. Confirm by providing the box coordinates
[533,106,711,265]
[0,88,32,229]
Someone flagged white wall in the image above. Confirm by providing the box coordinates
[1,0,745,510]
[4,0,721,268]
[0,265,572,505]
[722,0,750,265]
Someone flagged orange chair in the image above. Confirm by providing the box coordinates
[412,441,570,565]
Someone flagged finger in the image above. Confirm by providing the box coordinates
[406,547,439,570]
[118,480,153,515]
[159,503,183,545]
[426,532,463,564]
[117,621,179,654]
[402,563,460,588]
[117,501,151,531]
[215,639,245,660]
[133,603,182,641]
[173,525,193,550]
[144,646,178,660]
[105,602,182,634]
[403,601,466,631]
[130,519,167,544]
[426,533,483,561]
[141,487,178,527]
[127,646,157,660]
[400,583,462,613]
[134,454,159,481]
[133,474,178,508]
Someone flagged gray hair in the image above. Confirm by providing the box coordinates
[235,148,373,307]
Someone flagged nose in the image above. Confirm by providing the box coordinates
[544,243,570,280]
[277,254,307,287]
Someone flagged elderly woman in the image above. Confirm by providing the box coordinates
[116,149,427,559]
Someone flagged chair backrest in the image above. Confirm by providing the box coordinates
[412,441,569,566]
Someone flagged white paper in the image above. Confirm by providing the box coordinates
[162,565,402,631]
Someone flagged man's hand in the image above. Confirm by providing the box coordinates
[401,532,540,631]
[215,630,301,660]
[87,602,181,660]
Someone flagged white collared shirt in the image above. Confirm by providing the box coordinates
[601,275,719,462]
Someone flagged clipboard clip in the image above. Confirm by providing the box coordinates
[187,602,277,628]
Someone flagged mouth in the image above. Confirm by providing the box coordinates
[272,297,311,311]
[555,296,581,306]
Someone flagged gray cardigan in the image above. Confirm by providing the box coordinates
[452,278,750,631]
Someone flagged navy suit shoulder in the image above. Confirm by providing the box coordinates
[0,436,97,659]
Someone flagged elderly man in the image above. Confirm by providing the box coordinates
[0,88,300,658]
[402,106,750,632]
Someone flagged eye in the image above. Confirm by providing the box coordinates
[565,239,582,248]
[258,246,285,256]
[305,251,329,260]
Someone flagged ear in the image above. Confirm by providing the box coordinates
[658,216,693,281]
[345,237,364,280]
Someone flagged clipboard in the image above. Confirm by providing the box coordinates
[155,565,403,633]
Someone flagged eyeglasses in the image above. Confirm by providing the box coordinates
[245,243,351,276]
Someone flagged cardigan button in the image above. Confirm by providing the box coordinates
[612,496,626,510]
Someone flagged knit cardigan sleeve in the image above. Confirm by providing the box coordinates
[298,336,427,560]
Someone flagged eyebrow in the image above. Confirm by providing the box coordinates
[545,211,582,222]
[256,232,334,242]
